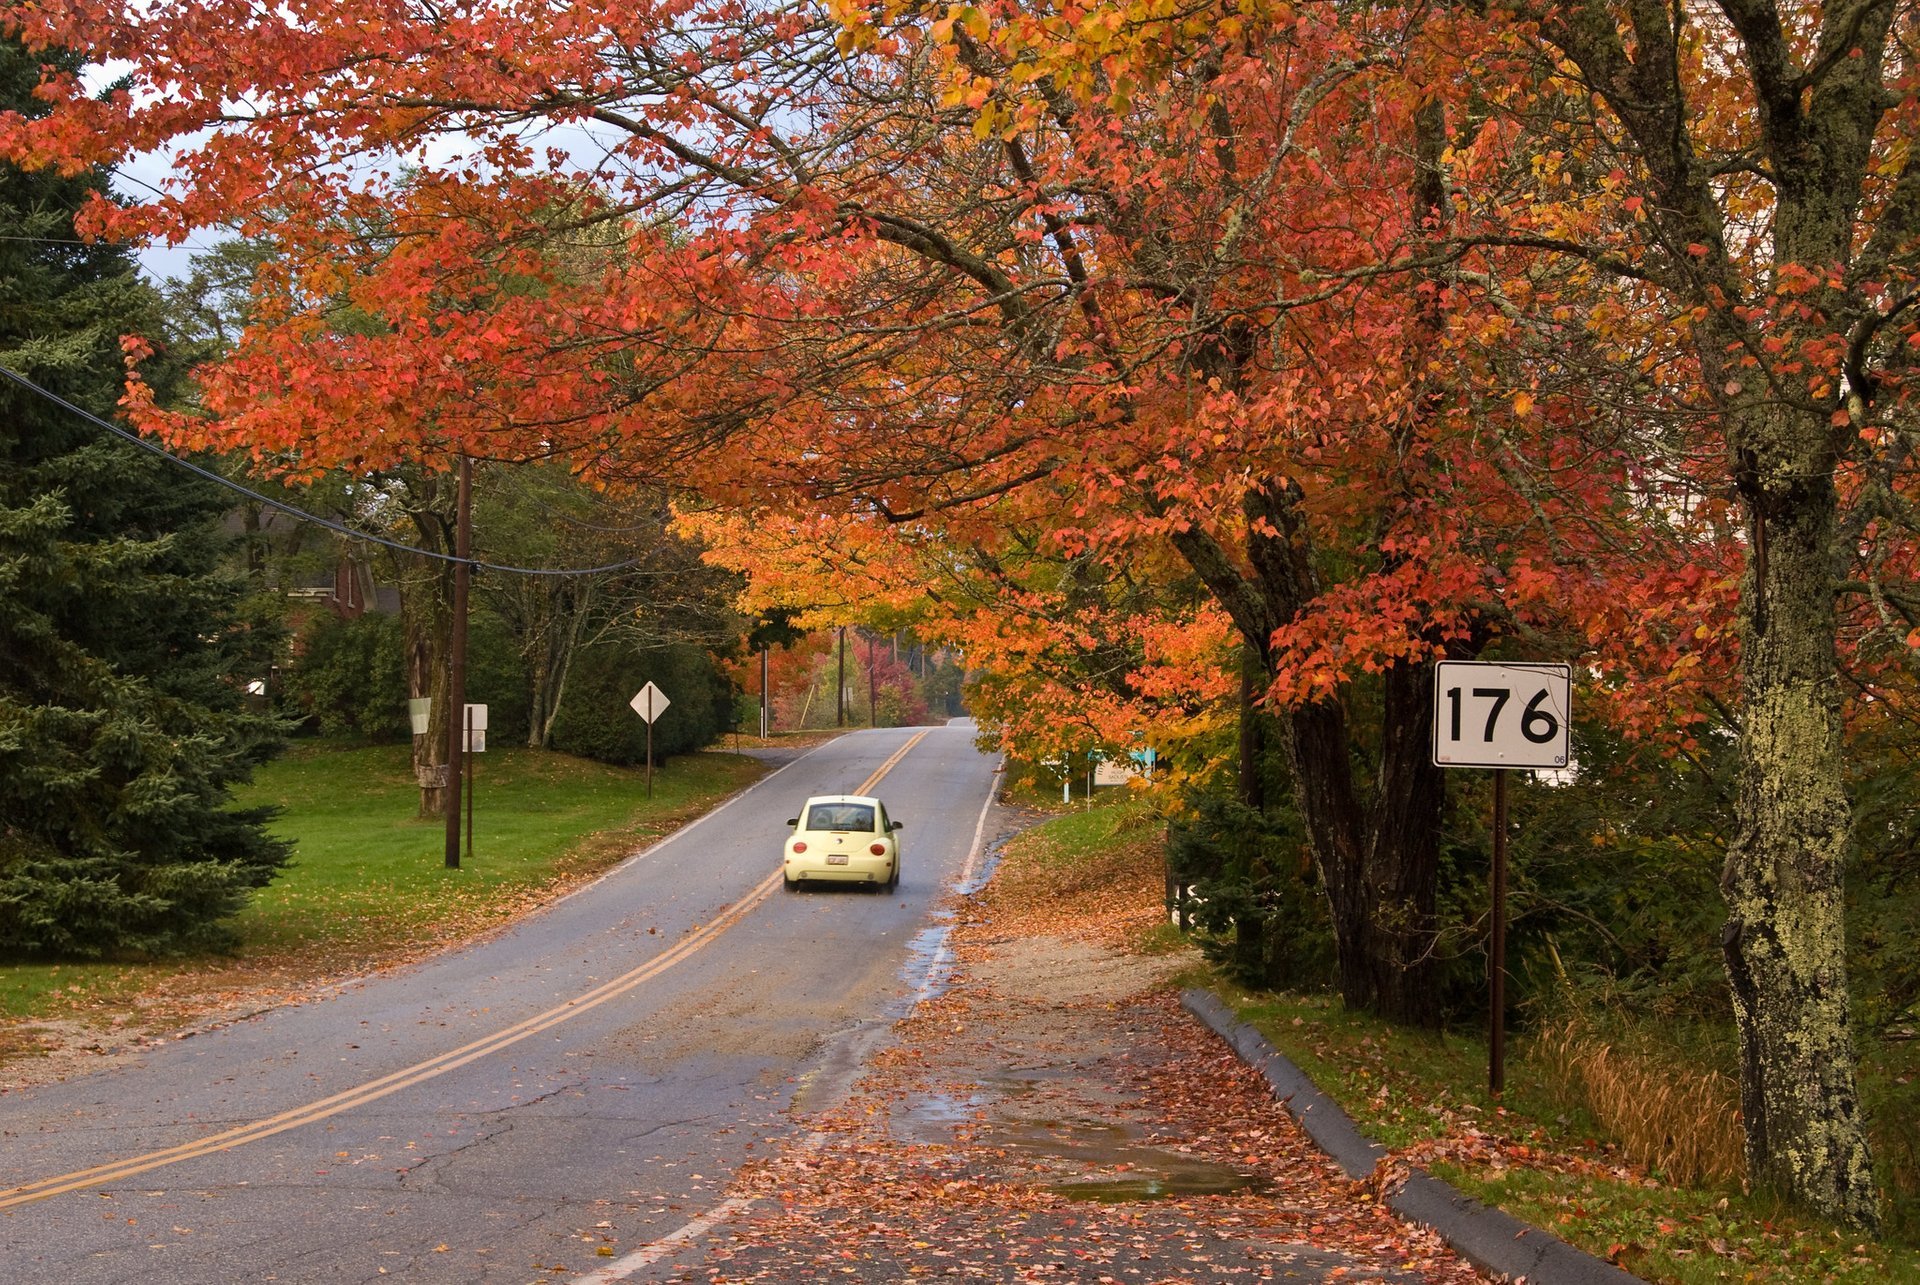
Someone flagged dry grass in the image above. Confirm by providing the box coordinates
[1532,1017,1746,1188]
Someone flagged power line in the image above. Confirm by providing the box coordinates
[0,362,652,577]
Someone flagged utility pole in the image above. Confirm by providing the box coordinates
[444,454,471,870]
[867,632,877,726]
[836,626,846,727]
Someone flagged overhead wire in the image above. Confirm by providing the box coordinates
[0,362,653,577]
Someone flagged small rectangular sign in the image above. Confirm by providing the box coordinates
[1433,662,1572,769]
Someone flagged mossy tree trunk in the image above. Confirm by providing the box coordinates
[1721,394,1877,1228]
[1533,0,1894,1230]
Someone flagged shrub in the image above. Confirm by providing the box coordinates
[281,611,408,741]
[548,640,736,766]
[465,609,530,748]
[1166,788,1335,993]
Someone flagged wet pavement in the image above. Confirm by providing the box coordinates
[626,840,1491,1284]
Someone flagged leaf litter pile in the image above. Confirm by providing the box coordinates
[655,818,1490,1282]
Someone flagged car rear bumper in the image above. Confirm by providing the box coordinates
[785,857,895,883]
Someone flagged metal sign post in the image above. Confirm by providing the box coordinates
[1433,661,1571,1096]
[629,682,671,798]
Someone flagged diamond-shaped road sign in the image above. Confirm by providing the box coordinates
[629,682,671,723]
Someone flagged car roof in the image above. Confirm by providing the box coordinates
[800,794,884,807]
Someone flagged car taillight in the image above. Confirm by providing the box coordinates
[870,842,887,856]
[791,841,807,854]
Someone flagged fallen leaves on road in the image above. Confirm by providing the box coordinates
[654,814,1492,1283]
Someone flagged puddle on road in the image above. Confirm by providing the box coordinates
[887,922,956,1019]
[883,826,1266,1206]
[1047,1165,1271,1203]
[887,827,1017,1020]
[1001,1117,1273,1203]
[899,1086,1271,1204]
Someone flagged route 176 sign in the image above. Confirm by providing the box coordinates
[1431,662,1571,769]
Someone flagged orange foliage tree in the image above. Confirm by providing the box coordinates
[8,0,1909,1227]
[1406,1,1920,1229]
[0,0,1687,1025]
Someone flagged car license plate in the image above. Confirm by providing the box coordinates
[827,853,849,865]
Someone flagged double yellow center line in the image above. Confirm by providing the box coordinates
[1,730,930,1210]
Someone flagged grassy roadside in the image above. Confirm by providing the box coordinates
[0,738,778,1073]
[1000,791,1920,1285]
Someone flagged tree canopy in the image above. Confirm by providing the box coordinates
[4,0,1919,1227]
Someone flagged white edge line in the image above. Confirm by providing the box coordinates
[566,1194,756,1284]
[956,758,1007,891]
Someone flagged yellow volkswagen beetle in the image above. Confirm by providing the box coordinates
[782,794,903,891]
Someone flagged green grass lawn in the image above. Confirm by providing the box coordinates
[0,740,769,1041]
[230,740,762,952]
[1205,983,1920,1283]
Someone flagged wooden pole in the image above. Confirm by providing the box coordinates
[444,454,471,871]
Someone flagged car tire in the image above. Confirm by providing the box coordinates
[783,875,800,892]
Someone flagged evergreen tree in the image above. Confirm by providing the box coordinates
[0,38,289,957]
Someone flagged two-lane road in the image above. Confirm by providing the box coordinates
[1,723,1003,1283]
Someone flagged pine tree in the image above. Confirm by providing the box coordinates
[0,38,289,957]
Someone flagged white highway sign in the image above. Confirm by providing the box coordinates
[1432,662,1571,769]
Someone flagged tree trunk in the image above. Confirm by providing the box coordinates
[1531,0,1890,1227]
[1172,476,1447,1023]
[408,604,450,818]
[1238,647,1264,813]
[525,643,552,750]
[1361,654,1444,1024]
[1722,401,1878,1230]
[385,473,455,819]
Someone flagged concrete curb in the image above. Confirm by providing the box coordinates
[1182,988,1645,1285]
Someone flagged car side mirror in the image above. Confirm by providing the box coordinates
[785,818,799,827]
[890,821,904,831]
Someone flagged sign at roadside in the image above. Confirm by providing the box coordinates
[629,682,671,797]
[629,682,671,723]
[1432,659,1573,1098]
[1432,662,1571,769]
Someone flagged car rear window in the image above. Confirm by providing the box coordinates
[806,802,876,832]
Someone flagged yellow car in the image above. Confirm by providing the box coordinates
[783,794,903,891]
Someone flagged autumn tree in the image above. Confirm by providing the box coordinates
[1370,0,1920,1229]
[479,465,745,747]
[0,0,1666,1028]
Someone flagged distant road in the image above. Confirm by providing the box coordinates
[0,723,1004,1284]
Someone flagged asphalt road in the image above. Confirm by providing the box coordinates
[0,723,1005,1284]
